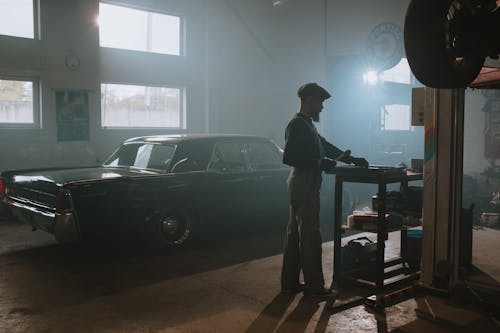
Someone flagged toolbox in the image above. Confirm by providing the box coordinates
[341,236,377,270]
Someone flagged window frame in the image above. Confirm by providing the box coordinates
[33,0,40,40]
[0,75,41,129]
[98,0,185,56]
[100,82,186,130]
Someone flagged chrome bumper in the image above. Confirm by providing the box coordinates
[3,197,80,244]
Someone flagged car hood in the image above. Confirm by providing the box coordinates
[4,166,158,186]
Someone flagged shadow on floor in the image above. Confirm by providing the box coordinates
[0,225,286,312]
[245,293,334,333]
[246,291,393,333]
[244,293,297,333]
[274,296,326,333]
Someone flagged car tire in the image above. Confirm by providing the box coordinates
[404,0,484,88]
[147,209,195,249]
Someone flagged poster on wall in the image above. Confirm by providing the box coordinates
[56,90,90,142]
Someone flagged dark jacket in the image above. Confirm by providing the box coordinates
[283,113,346,170]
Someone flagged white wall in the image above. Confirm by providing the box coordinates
[327,0,409,57]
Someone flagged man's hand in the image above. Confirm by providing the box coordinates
[352,157,369,168]
[320,158,337,172]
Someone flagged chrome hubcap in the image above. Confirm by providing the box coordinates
[159,213,190,245]
[161,216,178,235]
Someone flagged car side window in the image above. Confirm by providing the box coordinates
[246,141,284,170]
[170,142,212,173]
[207,142,247,173]
[146,144,177,170]
[104,143,176,170]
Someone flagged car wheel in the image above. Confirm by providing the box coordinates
[148,209,194,249]
[404,0,484,88]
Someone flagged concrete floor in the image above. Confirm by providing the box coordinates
[472,227,500,283]
[0,218,499,333]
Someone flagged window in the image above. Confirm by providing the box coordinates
[0,0,37,39]
[0,77,39,127]
[246,141,285,170]
[101,83,184,128]
[105,142,176,170]
[98,2,181,55]
[380,58,412,84]
[170,142,213,173]
[381,104,411,131]
[207,142,247,173]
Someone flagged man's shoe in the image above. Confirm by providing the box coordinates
[281,283,305,294]
[303,287,334,297]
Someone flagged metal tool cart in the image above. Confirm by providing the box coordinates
[327,165,423,307]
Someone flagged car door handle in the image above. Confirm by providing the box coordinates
[253,175,272,181]
[224,177,247,183]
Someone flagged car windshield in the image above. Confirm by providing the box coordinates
[104,143,177,170]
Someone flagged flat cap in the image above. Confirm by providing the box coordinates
[297,83,331,100]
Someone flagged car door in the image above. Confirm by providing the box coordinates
[202,141,254,225]
[244,140,290,225]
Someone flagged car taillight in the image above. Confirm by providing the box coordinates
[56,189,73,212]
[0,178,5,195]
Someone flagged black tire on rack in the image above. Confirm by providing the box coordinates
[404,0,484,88]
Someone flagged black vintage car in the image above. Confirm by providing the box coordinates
[0,134,291,247]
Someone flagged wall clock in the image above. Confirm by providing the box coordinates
[366,22,404,71]
[65,54,80,71]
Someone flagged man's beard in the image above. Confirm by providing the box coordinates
[311,110,320,122]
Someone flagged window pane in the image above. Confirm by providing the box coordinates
[151,13,180,55]
[146,144,176,170]
[246,141,284,170]
[101,83,183,128]
[170,142,212,172]
[208,142,246,173]
[0,79,34,123]
[381,58,411,84]
[382,104,410,131]
[0,0,34,39]
[99,3,180,55]
[105,143,176,170]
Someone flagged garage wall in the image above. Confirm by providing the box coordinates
[0,0,412,170]
[326,0,409,57]
[206,0,329,145]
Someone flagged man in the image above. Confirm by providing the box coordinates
[281,82,368,296]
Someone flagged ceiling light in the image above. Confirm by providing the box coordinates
[363,70,380,85]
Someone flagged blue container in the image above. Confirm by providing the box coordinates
[407,229,422,239]
[406,229,422,269]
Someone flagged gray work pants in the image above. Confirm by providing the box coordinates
[281,167,325,292]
